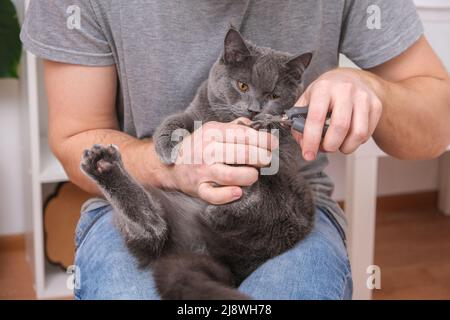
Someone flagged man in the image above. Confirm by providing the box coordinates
[21,0,450,299]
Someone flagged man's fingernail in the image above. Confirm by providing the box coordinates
[304,151,315,161]
[232,188,242,197]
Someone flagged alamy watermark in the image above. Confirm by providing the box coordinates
[66,5,81,30]
[367,4,382,30]
[366,265,381,290]
[66,264,81,290]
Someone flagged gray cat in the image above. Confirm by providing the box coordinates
[80,28,315,300]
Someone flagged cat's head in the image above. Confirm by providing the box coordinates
[208,28,312,120]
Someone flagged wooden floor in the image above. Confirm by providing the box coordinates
[1,193,450,300]
[373,194,450,300]
[0,235,36,299]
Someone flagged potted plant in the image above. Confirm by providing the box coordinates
[0,0,22,78]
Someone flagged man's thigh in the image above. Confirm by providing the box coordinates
[239,208,352,300]
[74,200,160,300]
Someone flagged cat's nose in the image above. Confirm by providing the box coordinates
[247,104,261,113]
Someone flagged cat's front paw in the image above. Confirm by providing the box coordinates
[155,140,178,165]
[81,144,122,179]
[154,131,182,165]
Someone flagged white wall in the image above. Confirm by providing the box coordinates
[0,0,26,235]
[0,79,25,235]
[416,0,450,71]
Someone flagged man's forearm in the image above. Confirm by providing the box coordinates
[52,129,175,195]
[363,71,450,159]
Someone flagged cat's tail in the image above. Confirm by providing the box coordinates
[152,253,250,300]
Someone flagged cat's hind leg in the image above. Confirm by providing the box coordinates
[152,253,250,300]
[81,144,168,266]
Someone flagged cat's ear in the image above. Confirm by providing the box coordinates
[286,52,313,76]
[223,28,251,65]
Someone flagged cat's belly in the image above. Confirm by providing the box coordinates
[161,172,312,279]
[156,190,210,254]
[164,184,266,259]
[201,174,312,279]
[216,176,281,211]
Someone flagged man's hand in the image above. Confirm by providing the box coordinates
[167,118,279,205]
[295,37,450,161]
[293,68,383,161]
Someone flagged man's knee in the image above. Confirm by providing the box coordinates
[239,210,352,300]
[74,206,160,300]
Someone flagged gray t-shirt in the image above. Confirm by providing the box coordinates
[21,0,423,237]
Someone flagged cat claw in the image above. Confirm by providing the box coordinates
[250,120,273,130]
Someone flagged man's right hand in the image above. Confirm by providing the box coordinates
[167,118,279,205]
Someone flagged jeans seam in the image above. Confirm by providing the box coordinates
[340,270,353,300]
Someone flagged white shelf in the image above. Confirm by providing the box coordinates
[39,137,68,183]
[21,0,72,299]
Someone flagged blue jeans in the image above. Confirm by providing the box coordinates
[74,201,352,300]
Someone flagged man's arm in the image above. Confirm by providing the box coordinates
[44,60,171,196]
[368,36,450,159]
[296,36,450,160]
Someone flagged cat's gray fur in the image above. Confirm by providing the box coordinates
[80,28,315,300]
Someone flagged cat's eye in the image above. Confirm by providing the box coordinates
[269,93,280,100]
[237,80,249,92]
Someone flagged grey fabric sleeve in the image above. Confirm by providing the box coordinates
[340,0,424,69]
[20,0,114,66]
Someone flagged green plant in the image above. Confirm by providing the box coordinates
[0,0,22,78]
